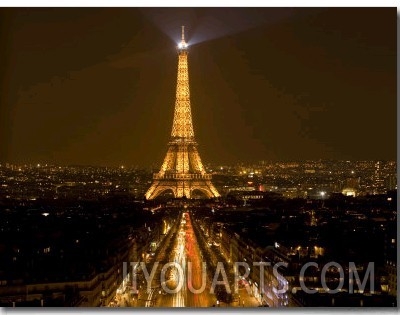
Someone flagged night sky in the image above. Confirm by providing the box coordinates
[0,8,396,167]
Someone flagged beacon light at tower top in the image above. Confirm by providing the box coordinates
[178,42,188,49]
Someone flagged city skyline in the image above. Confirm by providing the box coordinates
[0,8,396,167]
[0,158,397,307]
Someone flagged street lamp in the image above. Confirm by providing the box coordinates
[216,300,220,307]
[100,289,106,307]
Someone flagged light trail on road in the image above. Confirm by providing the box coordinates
[154,210,215,307]
[184,211,213,307]
[171,212,187,307]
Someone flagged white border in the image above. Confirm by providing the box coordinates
[0,3,398,315]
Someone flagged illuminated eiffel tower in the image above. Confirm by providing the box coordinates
[145,26,220,200]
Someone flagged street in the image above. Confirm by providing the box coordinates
[109,208,259,307]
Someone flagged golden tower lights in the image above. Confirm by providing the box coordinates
[145,26,220,199]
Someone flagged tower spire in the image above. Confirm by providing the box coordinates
[178,25,187,49]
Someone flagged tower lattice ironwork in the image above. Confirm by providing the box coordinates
[145,26,220,200]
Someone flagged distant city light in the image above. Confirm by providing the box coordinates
[342,188,356,197]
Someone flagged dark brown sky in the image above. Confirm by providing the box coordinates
[0,8,396,167]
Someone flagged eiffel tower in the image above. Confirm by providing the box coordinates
[145,27,220,200]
